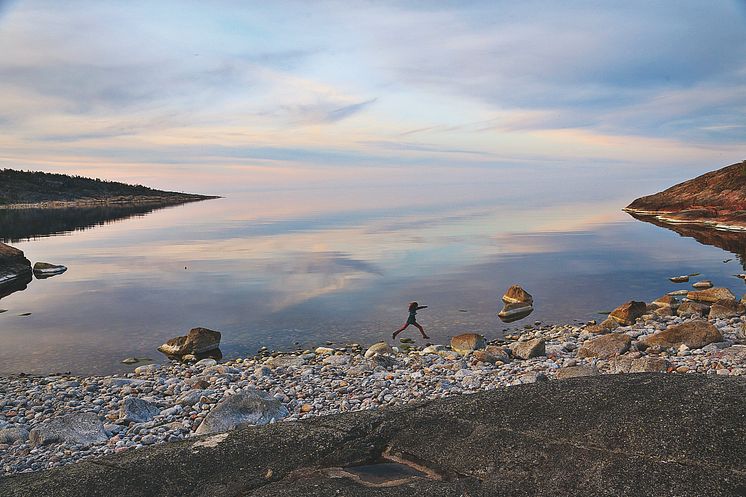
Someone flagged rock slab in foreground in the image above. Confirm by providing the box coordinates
[3,374,744,497]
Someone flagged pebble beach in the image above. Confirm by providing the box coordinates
[1,292,745,477]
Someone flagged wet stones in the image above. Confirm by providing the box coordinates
[577,334,631,359]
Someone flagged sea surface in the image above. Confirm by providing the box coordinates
[1,176,745,375]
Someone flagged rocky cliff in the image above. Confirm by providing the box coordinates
[625,160,746,230]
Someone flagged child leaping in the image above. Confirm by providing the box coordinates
[392,301,430,340]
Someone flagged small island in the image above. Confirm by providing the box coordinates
[0,169,218,209]
[624,160,746,231]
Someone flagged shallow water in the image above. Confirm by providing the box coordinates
[1,180,745,375]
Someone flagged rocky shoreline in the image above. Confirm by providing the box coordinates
[1,285,745,477]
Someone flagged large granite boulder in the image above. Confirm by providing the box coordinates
[577,333,631,359]
[498,285,534,322]
[450,333,486,355]
[158,327,221,358]
[641,320,722,350]
[608,301,646,326]
[29,412,108,447]
[687,287,736,303]
[194,389,289,435]
[0,242,32,286]
[510,338,546,360]
[502,285,533,305]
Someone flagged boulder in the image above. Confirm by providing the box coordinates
[641,320,723,350]
[0,427,29,444]
[692,280,713,289]
[585,317,619,334]
[555,365,599,380]
[510,338,546,360]
[450,333,486,355]
[157,327,221,358]
[708,299,744,320]
[364,342,394,359]
[652,295,679,308]
[687,287,736,303]
[29,412,108,447]
[32,262,67,276]
[498,301,534,323]
[669,275,689,283]
[473,345,511,364]
[609,301,647,326]
[367,354,398,369]
[577,334,631,359]
[314,347,334,355]
[677,300,710,317]
[502,285,533,305]
[194,390,289,435]
[608,356,669,374]
[120,398,161,424]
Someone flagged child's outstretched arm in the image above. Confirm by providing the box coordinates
[417,305,428,310]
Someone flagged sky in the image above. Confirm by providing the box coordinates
[0,0,745,193]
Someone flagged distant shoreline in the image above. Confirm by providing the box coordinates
[0,194,220,211]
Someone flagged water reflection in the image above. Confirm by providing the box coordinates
[0,272,31,300]
[0,189,744,376]
[0,200,211,243]
[627,213,746,270]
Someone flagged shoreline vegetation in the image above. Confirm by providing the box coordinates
[624,160,746,231]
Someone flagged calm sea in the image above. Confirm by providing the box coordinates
[1,174,744,375]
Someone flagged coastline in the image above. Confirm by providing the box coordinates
[1,302,744,476]
[623,207,746,232]
[0,195,221,211]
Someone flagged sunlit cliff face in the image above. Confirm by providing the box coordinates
[0,1,745,194]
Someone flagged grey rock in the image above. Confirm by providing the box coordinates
[28,412,107,447]
[120,398,161,424]
[0,427,29,444]
[555,365,599,380]
[194,389,289,435]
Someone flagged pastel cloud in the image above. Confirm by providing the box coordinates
[0,0,744,193]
